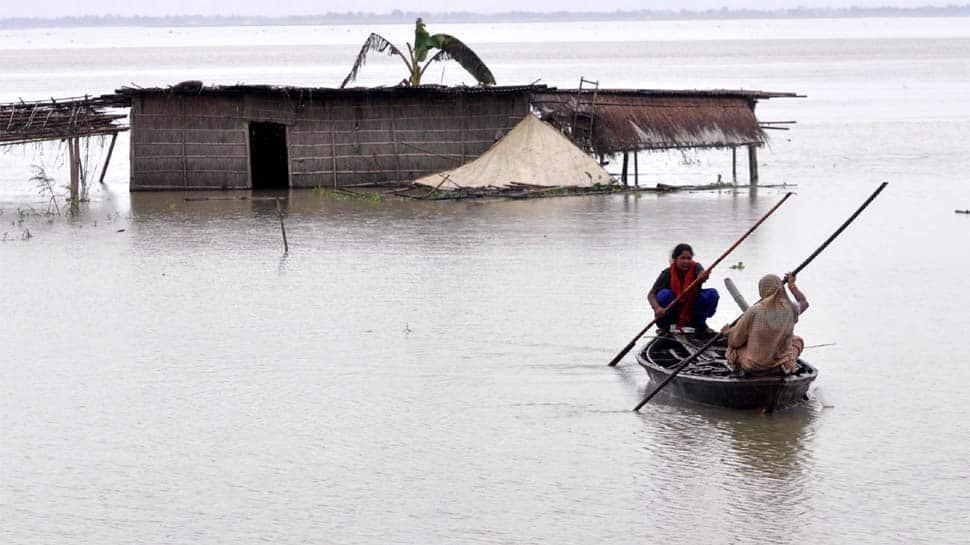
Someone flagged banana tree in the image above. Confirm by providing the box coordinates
[340,18,495,88]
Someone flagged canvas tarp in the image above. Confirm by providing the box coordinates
[414,113,612,189]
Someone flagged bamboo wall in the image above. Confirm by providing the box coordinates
[130,90,529,191]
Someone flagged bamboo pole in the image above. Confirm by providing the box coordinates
[633,151,639,187]
[276,197,289,254]
[68,137,79,210]
[98,132,118,185]
[732,147,737,184]
[621,152,629,186]
[748,144,759,186]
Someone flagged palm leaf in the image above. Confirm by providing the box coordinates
[412,18,436,63]
[340,33,412,88]
[420,34,496,86]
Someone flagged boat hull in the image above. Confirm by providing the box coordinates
[636,334,817,411]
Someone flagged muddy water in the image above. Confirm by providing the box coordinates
[2,17,970,544]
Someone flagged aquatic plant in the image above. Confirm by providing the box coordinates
[313,186,382,203]
[340,19,495,88]
[30,165,60,215]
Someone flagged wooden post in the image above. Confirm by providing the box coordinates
[98,132,118,185]
[77,137,85,186]
[633,151,639,187]
[732,147,738,184]
[276,197,289,254]
[68,137,79,208]
[621,152,629,186]
[748,144,759,187]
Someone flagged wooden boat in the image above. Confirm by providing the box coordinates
[636,332,817,411]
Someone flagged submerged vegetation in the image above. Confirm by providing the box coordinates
[30,165,60,215]
[312,186,383,203]
[340,18,495,88]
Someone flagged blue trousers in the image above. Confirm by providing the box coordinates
[656,288,719,330]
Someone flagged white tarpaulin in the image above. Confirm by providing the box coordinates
[414,113,612,189]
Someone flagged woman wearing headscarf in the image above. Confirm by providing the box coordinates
[721,273,809,375]
[648,243,719,334]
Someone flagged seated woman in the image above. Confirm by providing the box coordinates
[721,273,809,375]
[647,243,720,334]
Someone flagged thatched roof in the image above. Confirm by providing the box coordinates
[115,82,547,101]
[0,94,128,146]
[531,89,800,154]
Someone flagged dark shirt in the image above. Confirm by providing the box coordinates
[651,263,705,294]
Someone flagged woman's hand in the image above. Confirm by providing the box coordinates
[720,323,732,335]
[654,307,667,320]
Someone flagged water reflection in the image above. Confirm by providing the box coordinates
[631,397,816,544]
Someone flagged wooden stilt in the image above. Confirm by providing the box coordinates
[276,197,289,254]
[98,132,117,185]
[68,137,79,209]
[748,144,759,187]
[732,147,738,184]
[621,152,629,186]
[78,138,86,184]
[633,151,639,187]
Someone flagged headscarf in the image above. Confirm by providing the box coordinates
[726,274,799,373]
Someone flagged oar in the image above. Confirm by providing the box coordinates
[607,192,793,367]
[633,182,888,411]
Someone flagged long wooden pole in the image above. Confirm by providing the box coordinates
[791,182,888,276]
[633,182,889,410]
[98,132,117,185]
[276,197,289,254]
[607,192,793,367]
[633,151,639,188]
[69,137,79,210]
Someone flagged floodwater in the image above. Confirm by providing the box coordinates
[2,17,969,544]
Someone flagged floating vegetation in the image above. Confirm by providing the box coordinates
[313,186,383,203]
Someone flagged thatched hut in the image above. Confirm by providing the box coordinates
[121,84,534,191]
[531,88,800,184]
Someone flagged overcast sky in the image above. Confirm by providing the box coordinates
[4,0,956,18]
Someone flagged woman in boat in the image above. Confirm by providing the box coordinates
[721,273,809,375]
[647,243,720,334]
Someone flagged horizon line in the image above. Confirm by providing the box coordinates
[3,5,970,29]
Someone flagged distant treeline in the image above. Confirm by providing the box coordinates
[3,6,970,29]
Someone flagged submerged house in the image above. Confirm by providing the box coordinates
[121,84,532,191]
[114,84,798,191]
